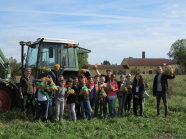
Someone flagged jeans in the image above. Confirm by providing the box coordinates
[48,98,54,119]
[156,91,168,116]
[94,98,107,117]
[108,96,116,117]
[55,100,65,121]
[89,98,94,109]
[35,100,49,121]
[68,103,77,121]
[80,100,92,120]
[117,93,127,116]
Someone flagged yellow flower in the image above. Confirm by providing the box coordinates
[166,65,173,69]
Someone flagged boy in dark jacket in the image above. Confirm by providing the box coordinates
[153,66,175,117]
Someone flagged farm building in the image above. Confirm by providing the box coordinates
[89,51,177,75]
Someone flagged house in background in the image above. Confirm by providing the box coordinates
[121,51,177,74]
[88,51,177,75]
[89,65,129,76]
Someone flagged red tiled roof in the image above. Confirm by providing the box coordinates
[121,58,171,66]
[89,65,129,70]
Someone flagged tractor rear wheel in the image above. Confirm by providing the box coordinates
[0,88,12,112]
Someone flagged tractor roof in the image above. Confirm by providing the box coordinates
[33,38,79,45]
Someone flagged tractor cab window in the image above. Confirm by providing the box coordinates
[62,47,76,68]
[40,43,60,67]
[26,44,39,67]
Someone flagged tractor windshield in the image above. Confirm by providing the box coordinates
[26,44,39,67]
[62,47,76,68]
[40,43,61,67]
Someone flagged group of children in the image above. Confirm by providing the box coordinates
[33,71,146,123]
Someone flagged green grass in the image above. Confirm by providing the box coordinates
[0,75,186,139]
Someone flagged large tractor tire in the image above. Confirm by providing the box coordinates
[0,81,20,112]
[0,88,11,112]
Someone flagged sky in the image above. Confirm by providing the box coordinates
[0,0,186,65]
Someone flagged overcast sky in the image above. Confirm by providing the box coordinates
[0,0,186,65]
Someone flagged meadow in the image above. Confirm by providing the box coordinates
[0,75,186,139]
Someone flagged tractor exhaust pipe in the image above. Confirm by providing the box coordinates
[19,41,26,76]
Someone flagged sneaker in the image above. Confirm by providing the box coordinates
[164,115,169,118]
[44,119,49,123]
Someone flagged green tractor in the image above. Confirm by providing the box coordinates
[0,48,20,112]
[0,38,91,112]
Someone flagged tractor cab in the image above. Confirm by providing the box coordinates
[20,38,91,79]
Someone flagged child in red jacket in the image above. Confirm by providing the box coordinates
[107,74,118,117]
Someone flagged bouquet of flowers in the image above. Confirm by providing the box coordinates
[54,64,60,71]
[120,84,128,92]
[108,84,114,91]
[80,69,87,74]
[46,78,58,92]
[164,65,174,76]
[94,63,99,69]
[34,77,48,89]
[67,88,75,95]
[80,86,89,95]
[127,84,133,89]
[99,88,107,98]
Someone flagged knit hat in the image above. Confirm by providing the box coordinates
[126,74,131,78]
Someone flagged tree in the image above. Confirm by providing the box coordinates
[131,67,141,75]
[168,39,186,71]
[77,52,89,69]
[102,60,111,65]
[8,57,21,78]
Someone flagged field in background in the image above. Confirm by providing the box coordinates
[0,75,186,139]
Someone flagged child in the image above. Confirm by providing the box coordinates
[66,79,77,121]
[125,74,133,112]
[93,75,101,117]
[117,75,127,117]
[97,76,108,118]
[55,80,67,121]
[78,76,92,120]
[107,74,118,118]
[87,77,95,108]
[35,87,49,123]
[73,77,80,117]
[132,73,145,117]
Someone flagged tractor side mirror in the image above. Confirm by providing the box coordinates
[49,47,53,58]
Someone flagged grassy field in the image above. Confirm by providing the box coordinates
[0,75,186,139]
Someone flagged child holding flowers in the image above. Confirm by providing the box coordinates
[34,78,50,122]
[117,75,128,117]
[125,74,133,112]
[55,80,67,121]
[87,77,95,108]
[98,76,108,118]
[107,74,118,117]
[93,75,100,117]
[78,76,92,120]
[66,79,77,121]
[73,77,81,117]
